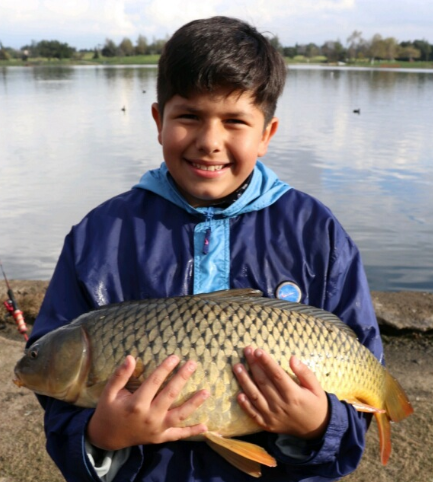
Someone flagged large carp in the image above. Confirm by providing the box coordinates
[14,289,413,477]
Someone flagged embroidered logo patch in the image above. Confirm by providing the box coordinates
[275,281,302,302]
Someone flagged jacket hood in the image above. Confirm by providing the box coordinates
[133,161,291,218]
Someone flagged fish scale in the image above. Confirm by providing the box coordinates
[14,289,413,473]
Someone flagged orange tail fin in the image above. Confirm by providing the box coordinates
[375,371,414,465]
[384,372,414,423]
[375,412,392,465]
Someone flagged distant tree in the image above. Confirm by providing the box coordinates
[101,38,117,57]
[267,35,284,54]
[346,30,365,59]
[135,35,148,55]
[118,37,134,56]
[305,42,321,59]
[36,40,75,59]
[397,44,421,61]
[147,37,167,55]
[0,42,10,60]
[368,34,386,61]
[21,40,39,58]
[383,37,399,60]
[321,40,346,62]
[413,39,432,61]
[282,45,297,58]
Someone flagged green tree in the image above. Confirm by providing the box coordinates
[282,45,297,58]
[37,40,75,59]
[267,35,284,54]
[0,42,10,60]
[147,37,167,55]
[346,30,365,59]
[118,37,134,56]
[305,43,320,59]
[383,37,398,60]
[397,44,421,61]
[101,38,117,57]
[413,39,432,61]
[368,34,386,61]
[135,35,148,55]
[322,40,346,62]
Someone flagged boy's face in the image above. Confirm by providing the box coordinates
[152,89,278,207]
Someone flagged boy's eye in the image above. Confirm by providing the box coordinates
[178,114,198,120]
[226,119,247,125]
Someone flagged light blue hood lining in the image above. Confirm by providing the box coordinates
[133,161,291,293]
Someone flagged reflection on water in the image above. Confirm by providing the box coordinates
[0,65,432,291]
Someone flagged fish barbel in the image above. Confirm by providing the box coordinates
[14,289,413,477]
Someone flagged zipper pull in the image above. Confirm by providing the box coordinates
[202,208,214,255]
[203,228,211,254]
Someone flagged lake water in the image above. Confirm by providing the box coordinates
[1,65,432,292]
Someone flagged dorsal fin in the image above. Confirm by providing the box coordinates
[193,288,263,299]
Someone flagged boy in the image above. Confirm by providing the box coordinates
[29,16,383,482]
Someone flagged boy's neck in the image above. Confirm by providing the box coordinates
[170,172,254,209]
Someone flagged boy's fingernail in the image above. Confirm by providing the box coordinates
[186,361,197,372]
[255,349,263,358]
[234,365,243,374]
[168,355,179,365]
[244,347,252,356]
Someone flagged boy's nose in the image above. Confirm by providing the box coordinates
[195,122,222,153]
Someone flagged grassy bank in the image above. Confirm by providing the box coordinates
[1,54,433,69]
[0,53,160,67]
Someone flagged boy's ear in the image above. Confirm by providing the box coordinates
[151,103,163,145]
[258,117,279,158]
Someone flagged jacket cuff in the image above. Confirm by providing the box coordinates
[45,401,144,481]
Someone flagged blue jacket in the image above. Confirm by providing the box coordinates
[30,161,383,482]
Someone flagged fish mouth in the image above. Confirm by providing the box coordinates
[13,377,24,388]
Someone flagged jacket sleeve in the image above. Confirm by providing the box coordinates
[29,231,145,482]
[265,219,383,479]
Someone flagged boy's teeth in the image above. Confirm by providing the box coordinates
[191,163,224,171]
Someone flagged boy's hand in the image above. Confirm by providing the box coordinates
[233,347,329,440]
[87,355,209,451]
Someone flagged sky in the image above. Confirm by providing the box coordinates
[1,0,432,50]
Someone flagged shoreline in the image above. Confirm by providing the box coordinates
[1,57,433,70]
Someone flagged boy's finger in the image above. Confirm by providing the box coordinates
[236,392,266,427]
[290,356,321,393]
[103,355,136,401]
[244,347,290,398]
[134,354,181,402]
[233,362,269,412]
[153,359,199,411]
[166,389,210,427]
[164,423,208,442]
[248,349,298,398]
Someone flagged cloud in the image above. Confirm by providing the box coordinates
[0,0,432,49]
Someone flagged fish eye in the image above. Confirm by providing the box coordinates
[28,345,39,359]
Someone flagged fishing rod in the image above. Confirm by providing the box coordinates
[1,260,28,341]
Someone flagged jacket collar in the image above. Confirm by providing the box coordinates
[133,161,291,219]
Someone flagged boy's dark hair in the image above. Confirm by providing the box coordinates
[157,16,287,125]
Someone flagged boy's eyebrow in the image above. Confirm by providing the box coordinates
[172,103,254,119]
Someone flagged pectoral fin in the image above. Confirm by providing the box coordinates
[344,398,386,414]
[203,432,276,477]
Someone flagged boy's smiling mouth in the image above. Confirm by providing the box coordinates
[190,162,225,172]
